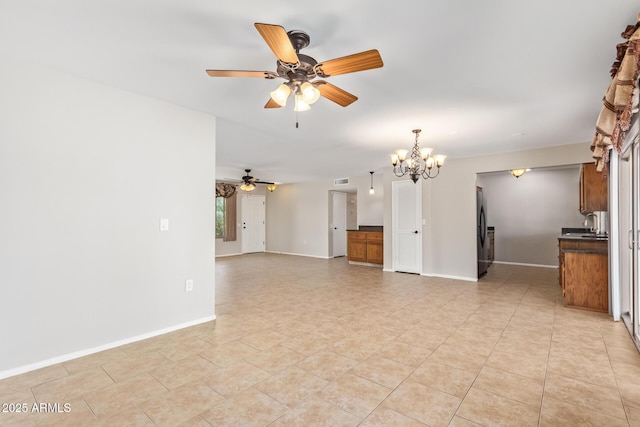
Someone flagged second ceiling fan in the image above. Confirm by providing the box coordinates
[206,23,384,112]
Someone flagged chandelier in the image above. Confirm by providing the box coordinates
[390,129,446,183]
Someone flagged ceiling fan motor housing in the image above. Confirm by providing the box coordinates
[276,53,318,83]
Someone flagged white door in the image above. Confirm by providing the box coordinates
[331,191,347,257]
[392,180,422,273]
[241,195,265,254]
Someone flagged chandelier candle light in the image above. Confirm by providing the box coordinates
[391,129,446,183]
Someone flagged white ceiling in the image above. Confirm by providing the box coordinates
[1,1,636,183]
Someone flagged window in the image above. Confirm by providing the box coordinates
[215,190,237,242]
[215,197,225,239]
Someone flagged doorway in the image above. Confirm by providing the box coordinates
[331,191,347,257]
[392,180,422,274]
[241,194,265,254]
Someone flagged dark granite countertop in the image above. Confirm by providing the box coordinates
[347,226,383,232]
[559,227,608,241]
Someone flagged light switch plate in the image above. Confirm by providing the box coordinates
[160,218,169,231]
[185,279,193,292]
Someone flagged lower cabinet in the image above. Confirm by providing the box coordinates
[348,231,383,265]
[563,251,608,312]
[558,238,608,312]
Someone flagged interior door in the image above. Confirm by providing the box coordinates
[392,180,422,274]
[331,191,347,257]
[241,195,265,254]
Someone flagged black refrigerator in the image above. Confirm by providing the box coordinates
[477,186,490,277]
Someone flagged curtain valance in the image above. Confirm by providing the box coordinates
[215,183,237,198]
[592,21,640,171]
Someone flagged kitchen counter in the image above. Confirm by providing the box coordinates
[558,235,608,241]
[558,230,608,313]
[347,225,383,232]
[347,229,383,265]
[559,227,608,241]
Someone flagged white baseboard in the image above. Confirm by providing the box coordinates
[215,253,242,258]
[422,272,478,282]
[265,251,330,259]
[0,315,216,380]
[493,261,558,269]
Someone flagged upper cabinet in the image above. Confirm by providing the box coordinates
[579,162,608,213]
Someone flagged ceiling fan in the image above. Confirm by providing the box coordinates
[239,169,276,192]
[206,23,384,112]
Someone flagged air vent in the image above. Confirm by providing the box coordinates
[334,177,349,186]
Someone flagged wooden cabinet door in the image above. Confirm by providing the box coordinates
[366,241,383,264]
[348,240,367,262]
[563,251,608,312]
[580,163,608,213]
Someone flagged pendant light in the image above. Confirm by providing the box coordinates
[369,171,375,195]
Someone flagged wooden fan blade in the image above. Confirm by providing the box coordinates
[316,49,383,77]
[316,81,358,107]
[264,98,282,109]
[206,70,276,79]
[254,23,299,64]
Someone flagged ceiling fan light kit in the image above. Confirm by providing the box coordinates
[240,182,256,192]
[391,129,446,183]
[206,22,383,121]
[238,169,276,192]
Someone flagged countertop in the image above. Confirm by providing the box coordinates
[558,235,608,241]
[347,226,383,232]
[558,227,608,241]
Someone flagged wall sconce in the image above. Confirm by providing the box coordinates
[266,184,278,192]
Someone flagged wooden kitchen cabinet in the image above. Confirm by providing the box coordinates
[348,231,383,265]
[579,162,608,213]
[558,237,608,312]
[347,232,368,262]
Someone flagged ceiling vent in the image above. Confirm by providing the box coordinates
[334,177,349,186]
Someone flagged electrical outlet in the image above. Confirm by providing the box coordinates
[185,279,193,292]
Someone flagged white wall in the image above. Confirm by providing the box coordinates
[358,173,384,226]
[383,142,595,280]
[0,62,216,376]
[266,173,383,258]
[477,166,585,267]
[347,193,358,230]
[266,180,332,257]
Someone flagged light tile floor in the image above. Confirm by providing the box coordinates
[2,254,640,426]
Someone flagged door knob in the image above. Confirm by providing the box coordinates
[334,227,338,230]
[414,230,419,234]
